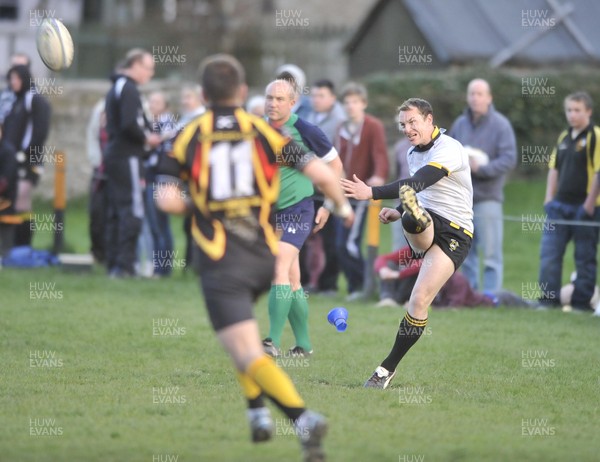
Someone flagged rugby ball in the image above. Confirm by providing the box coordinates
[36,18,74,71]
[464,146,489,167]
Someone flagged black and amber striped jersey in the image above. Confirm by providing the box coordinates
[549,124,600,206]
[158,106,315,261]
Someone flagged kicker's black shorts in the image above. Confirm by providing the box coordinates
[408,209,473,271]
[195,237,275,331]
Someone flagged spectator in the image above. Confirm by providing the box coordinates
[0,64,51,251]
[246,95,265,117]
[375,246,533,309]
[450,78,516,292]
[176,84,205,271]
[303,78,347,295]
[306,79,346,142]
[391,135,412,251]
[374,246,420,307]
[86,98,108,263]
[144,91,176,277]
[0,53,31,127]
[275,64,311,119]
[103,48,161,278]
[538,91,600,310]
[178,84,205,126]
[336,82,389,300]
[559,272,600,312]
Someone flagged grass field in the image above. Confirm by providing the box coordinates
[1,179,598,462]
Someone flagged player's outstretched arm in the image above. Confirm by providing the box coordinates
[340,174,373,200]
[342,165,447,200]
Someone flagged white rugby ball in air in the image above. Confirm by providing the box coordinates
[36,18,74,71]
[464,146,489,167]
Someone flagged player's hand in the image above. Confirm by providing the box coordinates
[582,199,595,218]
[379,207,401,224]
[313,206,330,234]
[340,174,373,200]
[146,133,162,148]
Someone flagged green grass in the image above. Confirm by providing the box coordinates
[1,179,598,461]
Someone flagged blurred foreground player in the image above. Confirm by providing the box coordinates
[342,98,473,388]
[156,54,354,461]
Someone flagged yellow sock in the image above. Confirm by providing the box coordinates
[246,355,305,409]
[236,371,262,400]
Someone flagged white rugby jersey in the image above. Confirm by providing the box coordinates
[407,128,474,233]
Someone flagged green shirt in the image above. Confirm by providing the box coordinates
[275,114,315,210]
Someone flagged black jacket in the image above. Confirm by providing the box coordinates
[0,65,51,187]
[104,74,149,160]
[2,65,51,163]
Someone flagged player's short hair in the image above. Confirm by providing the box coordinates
[313,79,335,94]
[199,54,245,103]
[340,82,367,103]
[398,98,433,119]
[565,91,593,110]
[123,48,151,68]
[274,71,300,99]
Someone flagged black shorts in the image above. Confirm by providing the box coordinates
[195,237,275,331]
[408,209,473,271]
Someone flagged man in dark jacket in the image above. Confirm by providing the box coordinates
[103,48,160,277]
[0,64,51,253]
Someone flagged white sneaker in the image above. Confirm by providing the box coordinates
[375,298,399,308]
[364,366,396,389]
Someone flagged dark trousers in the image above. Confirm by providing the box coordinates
[144,180,173,276]
[317,216,339,290]
[380,276,417,304]
[89,167,107,263]
[538,200,600,308]
[335,201,368,293]
[104,156,143,274]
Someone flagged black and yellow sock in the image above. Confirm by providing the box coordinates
[246,355,305,421]
[380,312,428,372]
[236,371,265,409]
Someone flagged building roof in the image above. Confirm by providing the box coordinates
[347,0,600,66]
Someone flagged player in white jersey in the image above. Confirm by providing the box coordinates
[341,98,473,389]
